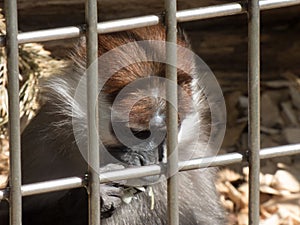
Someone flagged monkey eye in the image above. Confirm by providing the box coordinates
[130,129,151,140]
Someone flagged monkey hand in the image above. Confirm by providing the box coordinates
[100,184,124,218]
[100,163,125,219]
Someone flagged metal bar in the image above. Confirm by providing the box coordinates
[248,0,261,224]
[97,15,159,33]
[0,0,300,46]
[1,144,300,201]
[179,152,244,171]
[17,26,82,45]
[85,0,100,224]
[4,0,22,224]
[100,164,163,184]
[21,177,83,197]
[101,143,300,182]
[177,0,300,22]
[259,0,300,9]
[260,143,300,159]
[176,2,244,22]
[0,16,160,46]
[165,0,179,224]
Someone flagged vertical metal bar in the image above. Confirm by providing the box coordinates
[165,0,179,224]
[248,0,261,224]
[85,0,100,224]
[4,0,22,224]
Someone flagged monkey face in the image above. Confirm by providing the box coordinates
[100,87,168,185]
[45,24,204,186]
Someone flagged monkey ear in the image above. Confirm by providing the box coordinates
[177,112,206,161]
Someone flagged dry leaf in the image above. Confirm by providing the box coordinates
[272,170,300,193]
[0,174,7,189]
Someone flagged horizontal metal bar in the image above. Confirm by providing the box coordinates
[0,177,83,201]
[260,143,300,159]
[100,143,300,183]
[260,0,300,9]
[21,177,83,197]
[0,0,299,46]
[100,153,245,183]
[97,15,160,34]
[0,15,160,46]
[17,26,82,45]
[0,143,299,200]
[176,2,244,22]
[177,0,300,22]
[100,164,163,184]
[179,152,244,171]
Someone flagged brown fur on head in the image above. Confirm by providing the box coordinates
[46,24,208,144]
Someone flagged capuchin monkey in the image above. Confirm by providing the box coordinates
[0,24,226,224]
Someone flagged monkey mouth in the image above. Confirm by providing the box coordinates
[127,172,162,187]
[106,139,165,186]
[122,144,165,186]
[123,155,163,186]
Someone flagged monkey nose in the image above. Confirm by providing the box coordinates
[149,114,166,130]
